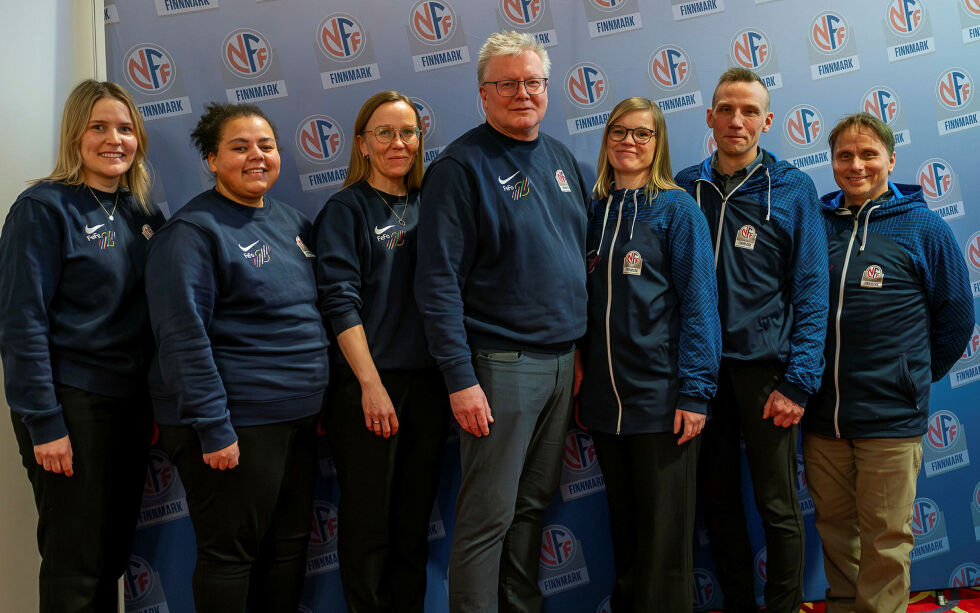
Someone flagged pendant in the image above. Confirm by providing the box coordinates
[399,219,406,227]
[109,215,114,221]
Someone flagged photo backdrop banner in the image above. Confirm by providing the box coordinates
[105,1,980,611]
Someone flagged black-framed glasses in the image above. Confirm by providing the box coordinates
[482,78,549,96]
[608,124,656,144]
[363,125,421,144]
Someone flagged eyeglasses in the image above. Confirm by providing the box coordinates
[608,125,655,144]
[363,125,421,144]
[482,78,549,96]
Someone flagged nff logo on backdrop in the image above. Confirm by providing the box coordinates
[407,0,471,72]
[538,524,590,596]
[137,449,189,528]
[916,158,965,222]
[862,86,912,147]
[782,104,830,171]
[584,0,643,38]
[317,14,381,90]
[910,497,950,562]
[496,0,558,48]
[295,115,348,193]
[123,555,170,613]
[963,0,980,43]
[221,29,287,104]
[935,68,978,136]
[808,11,861,80]
[923,410,971,477]
[307,501,340,575]
[563,62,612,135]
[559,429,605,501]
[883,0,936,63]
[730,28,782,90]
[966,230,980,298]
[950,563,980,588]
[649,45,703,114]
[123,44,192,121]
[950,323,980,389]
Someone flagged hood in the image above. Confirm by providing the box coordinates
[819,182,926,218]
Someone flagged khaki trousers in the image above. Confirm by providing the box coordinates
[802,432,922,613]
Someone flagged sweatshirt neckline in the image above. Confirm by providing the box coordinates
[210,187,272,217]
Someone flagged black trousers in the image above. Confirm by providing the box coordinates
[11,384,152,613]
[697,361,805,613]
[592,430,700,613]
[327,366,449,613]
[159,414,317,613]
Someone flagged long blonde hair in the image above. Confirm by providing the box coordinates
[593,97,679,200]
[36,79,152,213]
[343,91,425,190]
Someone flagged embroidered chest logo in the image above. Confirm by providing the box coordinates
[555,169,571,193]
[861,264,884,288]
[84,223,115,250]
[239,239,271,268]
[498,169,532,200]
[735,224,757,250]
[623,250,642,275]
[375,228,407,251]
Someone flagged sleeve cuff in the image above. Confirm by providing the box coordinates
[196,419,238,454]
[329,310,362,337]
[443,360,478,394]
[22,409,69,446]
[676,394,708,415]
[776,380,810,408]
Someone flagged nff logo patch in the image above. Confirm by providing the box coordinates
[296,115,345,164]
[124,44,175,94]
[222,29,272,78]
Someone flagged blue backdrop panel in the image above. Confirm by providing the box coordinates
[105,1,980,611]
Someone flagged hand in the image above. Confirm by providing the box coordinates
[763,390,804,428]
[34,435,74,476]
[673,409,706,445]
[203,441,240,470]
[362,379,398,438]
[449,384,493,437]
[573,349,584,397]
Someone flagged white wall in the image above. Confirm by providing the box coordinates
[0,1,104,610]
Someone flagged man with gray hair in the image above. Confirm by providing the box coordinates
[415,31,590,612]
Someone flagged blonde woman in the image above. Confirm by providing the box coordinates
[0,79,163,612]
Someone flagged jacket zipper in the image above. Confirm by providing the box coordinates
[831,201,870,438]
[695,164,763,267]
[605,193,626,434]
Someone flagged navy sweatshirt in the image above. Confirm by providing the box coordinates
[580,187,721,435]
[146,189,329,453]
[415,123,590,393]
[675,148,829,406]
[314,181,432,369]
[0,181,164,444]
[806,183,974,439]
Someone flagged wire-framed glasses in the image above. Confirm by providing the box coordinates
[363,125,421,144]
[482,78,549,96]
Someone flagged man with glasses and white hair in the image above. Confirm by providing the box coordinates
[415,31,590,612]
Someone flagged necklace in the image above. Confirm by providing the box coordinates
[87,184,119,221]
[369,184,409,227]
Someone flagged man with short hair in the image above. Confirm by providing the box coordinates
[675,67,829,613]
[415,31,590,613]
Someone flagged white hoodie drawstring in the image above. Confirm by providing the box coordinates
[594,194,614,258]
[765,167,772,222]
[859,204,882,252]
[629,191,639,240]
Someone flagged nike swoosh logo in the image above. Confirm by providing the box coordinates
[239,240,260,251]
[374,225,395,235]
[84,224,104,234]
[498,171,520,184]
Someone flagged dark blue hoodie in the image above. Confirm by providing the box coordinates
[675,148,829,406]
[579,187,721,435]
[805,182,974,439]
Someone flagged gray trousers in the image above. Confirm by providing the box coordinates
[448,349,575,613]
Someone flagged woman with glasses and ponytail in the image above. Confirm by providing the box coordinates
[578,97,721,612]
[314,91,449,613]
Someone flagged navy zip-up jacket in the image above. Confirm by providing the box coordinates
[314,181,432,369]
[0,181,164,444]
[146,189,329,452]
[415,123,590,393]
[806,182,974,439]
[675,148,829,406]
[579,187,721,435]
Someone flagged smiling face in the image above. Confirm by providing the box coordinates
[79,97,138,191]
[479,50,548,141]
[832,127,896,207]
[706,80,773,172]
[208,115,280,207]
[357,101,419,194]
[606,109,656,189]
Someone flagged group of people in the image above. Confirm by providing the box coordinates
[0,28,974,613]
